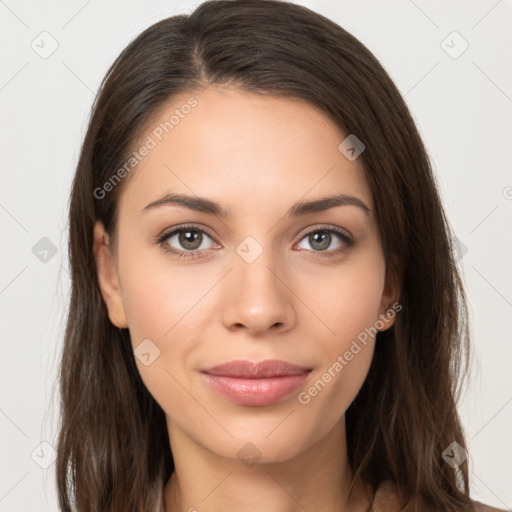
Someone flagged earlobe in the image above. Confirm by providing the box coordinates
[93,220,128,329]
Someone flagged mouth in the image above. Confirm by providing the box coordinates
[200,359,312,406]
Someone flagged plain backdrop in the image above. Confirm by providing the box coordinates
[1,0,511,510]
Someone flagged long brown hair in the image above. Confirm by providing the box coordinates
[56,0,474,510]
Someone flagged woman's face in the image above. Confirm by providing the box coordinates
[95,85,398,464]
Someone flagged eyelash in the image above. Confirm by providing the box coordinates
[156,223,354,261]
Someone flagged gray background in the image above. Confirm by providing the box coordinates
[1,0,511,510]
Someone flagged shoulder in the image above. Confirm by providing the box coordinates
[471,500,508,512]
[372,481,509,512]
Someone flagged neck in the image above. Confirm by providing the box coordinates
[163,418,373,512]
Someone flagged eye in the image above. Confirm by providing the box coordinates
[157,224,218,259]
[295,225,353,256]
[156,223,354,260]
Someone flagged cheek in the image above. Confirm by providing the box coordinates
[303,257,386,345]
[118,244,207,343]
[117,247,212,406]
[299,318,377,421]
[123,270,197,418]
[297,258,385,411]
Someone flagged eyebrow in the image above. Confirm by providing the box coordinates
[141,192,371,218]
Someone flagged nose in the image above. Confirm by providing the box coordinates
[221,250,297,336]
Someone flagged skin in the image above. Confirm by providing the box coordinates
[94,85,400,512]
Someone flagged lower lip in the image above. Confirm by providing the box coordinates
[200,371,311,406]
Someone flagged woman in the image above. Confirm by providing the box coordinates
[55,0,506,510]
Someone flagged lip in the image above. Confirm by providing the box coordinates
[202,359,311,378]
[200,359,312,406]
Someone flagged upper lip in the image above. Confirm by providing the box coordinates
[201,360,312,378]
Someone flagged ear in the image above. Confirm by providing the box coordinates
[93,220,128,328]
[377,263,401,332]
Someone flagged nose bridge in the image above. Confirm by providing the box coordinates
[221,236,295,333]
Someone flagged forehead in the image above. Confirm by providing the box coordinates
[118,86,373,218]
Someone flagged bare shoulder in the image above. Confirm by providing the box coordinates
[471,500,509,512]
